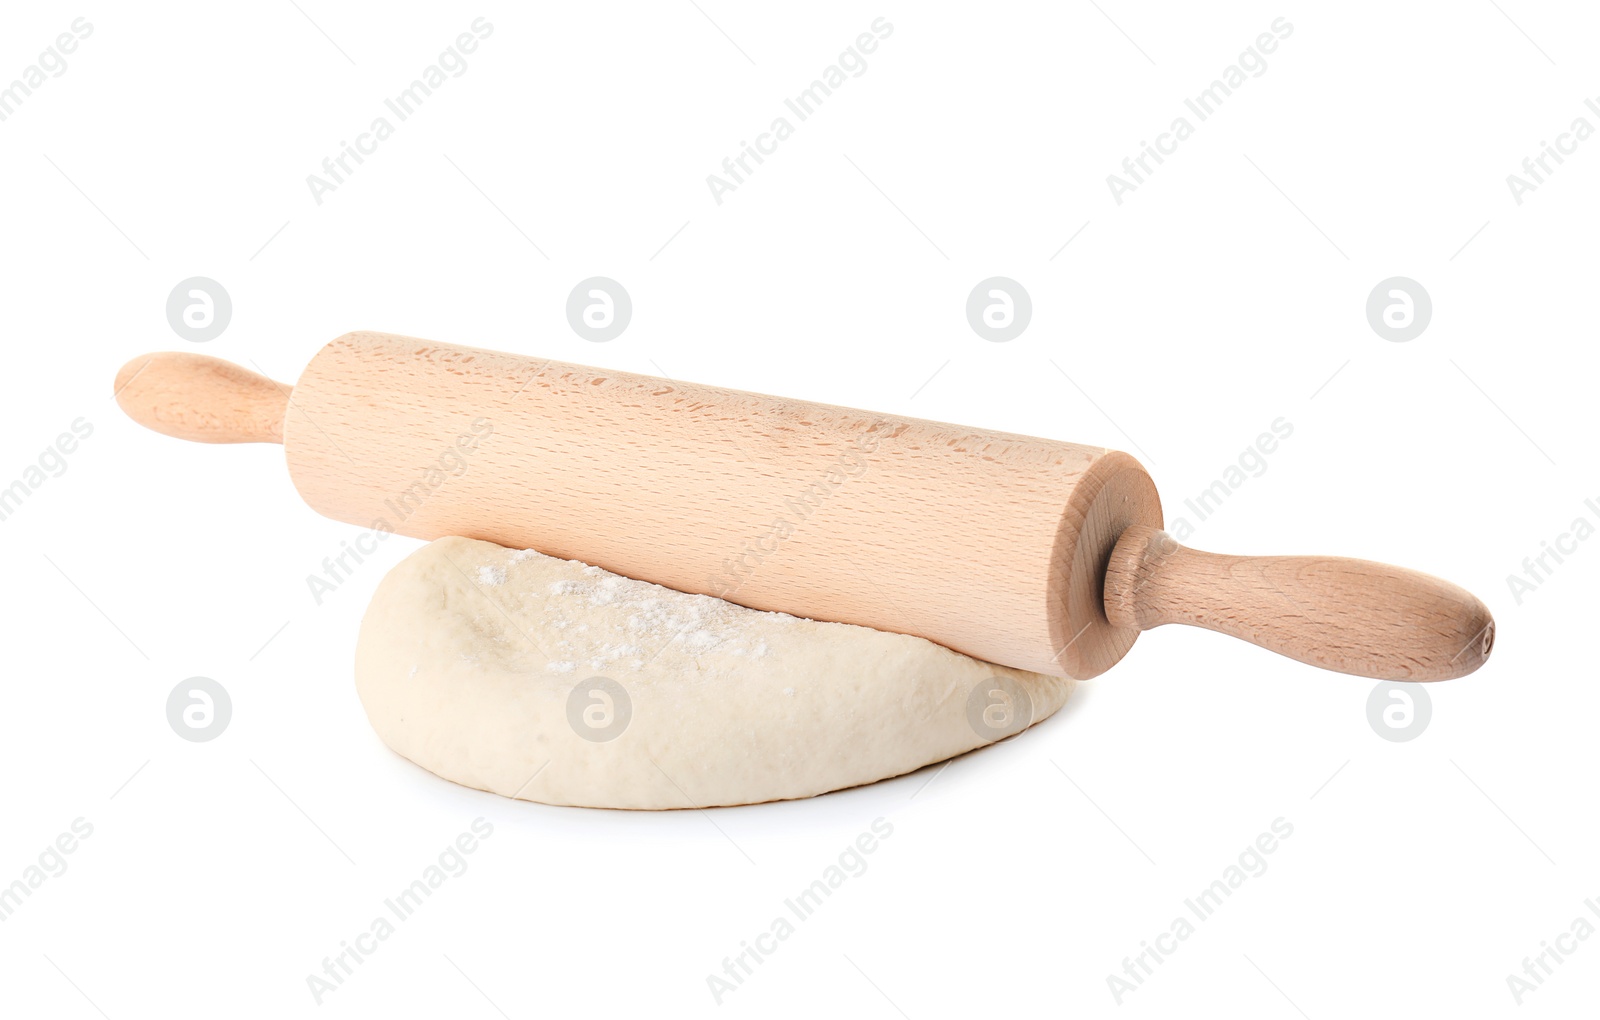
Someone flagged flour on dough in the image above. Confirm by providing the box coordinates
[356,536,1073,809]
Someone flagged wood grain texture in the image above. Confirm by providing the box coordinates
[283,332,1164,678]
[114,353,287,444]
[1104,525,1494,680]
[113,335,1497,683]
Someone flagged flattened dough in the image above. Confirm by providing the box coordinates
[356,537,1073,809]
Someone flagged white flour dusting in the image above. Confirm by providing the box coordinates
[473,545,785,677]
[476,565,506,587]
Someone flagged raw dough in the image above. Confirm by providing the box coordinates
[355,537,1073,809]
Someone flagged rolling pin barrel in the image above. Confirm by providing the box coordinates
[278,333,1156,679]
[114,334,1494,681]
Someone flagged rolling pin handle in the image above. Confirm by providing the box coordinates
[114,353,289,445]
[1103,525,1494,681]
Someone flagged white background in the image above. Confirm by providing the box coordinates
[1,1,1596,1016]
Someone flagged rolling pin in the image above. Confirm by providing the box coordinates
[113,332,1493,681]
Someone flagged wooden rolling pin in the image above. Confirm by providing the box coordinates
[113,332,1493,681]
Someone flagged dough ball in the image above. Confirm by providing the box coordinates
[355,537,1073,809]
